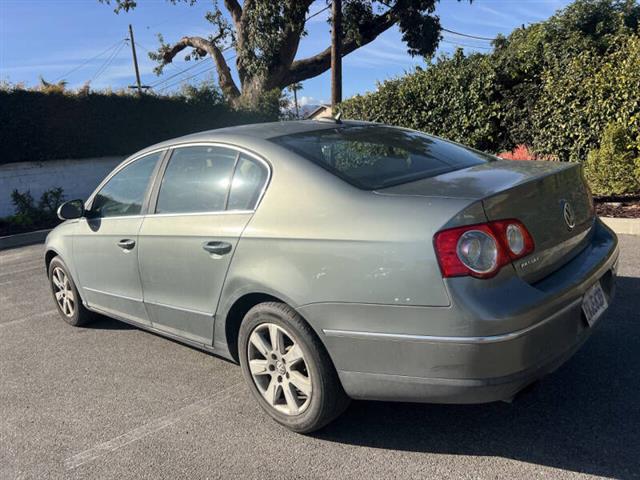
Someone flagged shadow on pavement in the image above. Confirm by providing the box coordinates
[86,314,136,330]
[318,275,640,479]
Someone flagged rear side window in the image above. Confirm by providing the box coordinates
[91,152,161,218]
[156,146,236,214]
[227,155,269,211]
[271,125,493,189]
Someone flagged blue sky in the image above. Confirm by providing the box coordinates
[0,0,573,105]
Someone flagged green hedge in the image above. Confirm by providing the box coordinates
[339,0,640,195]
[0,89,274,164]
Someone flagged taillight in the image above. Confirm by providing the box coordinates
[434,219,534,278]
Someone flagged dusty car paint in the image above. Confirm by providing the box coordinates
[45,120,618,405]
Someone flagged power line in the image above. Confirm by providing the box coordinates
[90,41,128,83]
[442,28,497,42]
[150,55,214,89]
[157,59,222,92]
[150,44,235,89]
[306,4,330,21]
[54,39,126,82]
[440,39,493,51]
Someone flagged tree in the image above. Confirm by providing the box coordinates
[340,0,640,163]
[99,0,460,108]
[288,82,302,118]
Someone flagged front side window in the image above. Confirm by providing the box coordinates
[91,152,161,218]
[271,125,493,189]
[227,155,269,211]
[156,146,237,214]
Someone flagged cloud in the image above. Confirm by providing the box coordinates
[298,95,326,107]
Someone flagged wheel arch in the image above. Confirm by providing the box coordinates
[221,292,285,363]
[45,248,59,271]
[219,288,333,367]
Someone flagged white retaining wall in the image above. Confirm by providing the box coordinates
[0,157,125,217]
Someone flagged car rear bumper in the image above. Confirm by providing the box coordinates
[298,219,618,403]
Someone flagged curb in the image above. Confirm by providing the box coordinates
[0,229,51,251]
[600,217,640,236]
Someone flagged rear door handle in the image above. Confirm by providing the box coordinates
[202,241,232,255]
[117,239,136,250]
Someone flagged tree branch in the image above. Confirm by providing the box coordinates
[223,0,242,30]
[163,36,240,99]
[286,7,397,87]
[268,0,315,86]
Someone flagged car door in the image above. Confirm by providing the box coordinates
[137,145,269,344]
[73,151,164,325]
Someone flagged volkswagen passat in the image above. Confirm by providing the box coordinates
[46,121,618,432]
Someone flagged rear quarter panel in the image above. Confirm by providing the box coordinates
[216,141,486,329]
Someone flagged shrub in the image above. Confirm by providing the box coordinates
[340,51,503,153]
[498,144,557,161]
[583,123,640,195]
[0,86,276,165]
[0,188,65,236]
[339,0,640,168]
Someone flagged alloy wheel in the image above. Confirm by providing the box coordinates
[52,267,75,318]
[247,323,313,416]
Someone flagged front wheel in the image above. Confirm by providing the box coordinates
[48,257,93,327]
[238,302,350,433]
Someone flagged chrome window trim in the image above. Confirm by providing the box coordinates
[84,141,272,221]
[85,147,169,210]
[148,210,254,219]
[151,142,271,216]
[78,209,254,223]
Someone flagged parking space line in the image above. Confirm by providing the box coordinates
[0,309,57,328]
[64,383,242,470]
[0,265,44,277]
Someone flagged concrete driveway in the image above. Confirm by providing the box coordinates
[1,236,639,479]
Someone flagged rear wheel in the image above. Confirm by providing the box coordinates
[48,257,93,327]
[238,302,350,433]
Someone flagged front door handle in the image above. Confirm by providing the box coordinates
[117,239,136,250]
[202,241,232,255]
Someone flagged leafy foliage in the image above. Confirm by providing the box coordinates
[583,123,640,195]
[98,0,469,106]
[339,0,640,193]
[0,84,274,165]
[0,188,66,236]
[340,50,502,152]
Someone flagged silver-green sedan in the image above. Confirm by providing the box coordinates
[45,120,618,433]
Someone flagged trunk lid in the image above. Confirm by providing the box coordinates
[378,159,595,282]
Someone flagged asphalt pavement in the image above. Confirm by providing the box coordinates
[1,236,639,479]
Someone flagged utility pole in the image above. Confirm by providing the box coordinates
[128,24,143,95]
[331,0,342,109]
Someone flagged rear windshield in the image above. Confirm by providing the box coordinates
[270,125,494,190]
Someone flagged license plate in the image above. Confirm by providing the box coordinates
[582,281,608,327]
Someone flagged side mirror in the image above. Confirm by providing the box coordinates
[57,199,85,220]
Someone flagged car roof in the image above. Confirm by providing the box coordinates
[136,119,374,154]
[183,119,372,140]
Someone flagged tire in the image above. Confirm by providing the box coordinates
[48,257,93,327]
[238,302,350,433]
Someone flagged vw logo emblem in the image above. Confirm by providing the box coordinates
[562,201,576,230]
